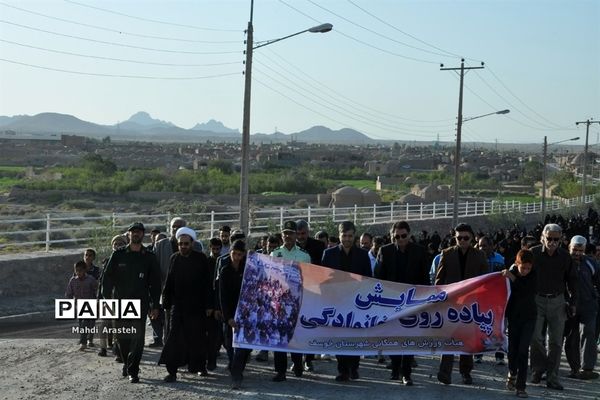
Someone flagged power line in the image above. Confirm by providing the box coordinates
[254,76,448,142]
[254,69,447,140]
[473,70,567,130]
[0,2,240,44]
[0,57,241,80]
[486,66,568,129]
[0,38,242,67]
[306,0,460,59]
[64,0,240,32]
[277,0,438,64]
[346,0,471,60]
[262,47,454,124]
[0,20,241,55]
[255,54,453,129]
[254,57,451,132]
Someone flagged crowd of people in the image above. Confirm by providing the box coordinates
[62,208,600,396]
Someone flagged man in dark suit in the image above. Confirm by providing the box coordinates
[321,221,372,382]
[295,219,326,372]
[435,223,488,386]
[375,220,429,386]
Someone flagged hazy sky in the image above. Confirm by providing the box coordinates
[0,0,598,144]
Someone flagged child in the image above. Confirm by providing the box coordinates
[503,249,536,398]
[66,260,98,351]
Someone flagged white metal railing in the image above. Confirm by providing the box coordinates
[0,195,595,252]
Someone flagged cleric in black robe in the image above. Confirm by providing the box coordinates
[159,227,214,382]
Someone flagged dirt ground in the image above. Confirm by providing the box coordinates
[0,327,598,400]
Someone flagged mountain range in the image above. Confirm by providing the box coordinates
[0,112,377,145]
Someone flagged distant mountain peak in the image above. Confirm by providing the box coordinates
[125,111,174,127]
[192,119,239,134]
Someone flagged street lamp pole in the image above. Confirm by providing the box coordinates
[576,119,600,200]
[541,135,580,216]
[239,1,332,234]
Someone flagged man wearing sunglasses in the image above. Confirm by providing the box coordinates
[374,221,429,386]
[529,223,578,390]
[435,223,488,386]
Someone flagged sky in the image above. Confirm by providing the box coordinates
[0,0,598,145]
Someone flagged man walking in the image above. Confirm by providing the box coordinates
[530,223,578,390]
[375,221,429,385]
[101,222,161,383]
[564,235,599,380]
[271,221,311,382]
[435,223,488,385]
[322,221,372,382]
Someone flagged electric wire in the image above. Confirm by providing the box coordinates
[0,2,240,44]
[0,20,241,55]
[64,0,240,32]
[0,38,242,67]
[0,57,241,80]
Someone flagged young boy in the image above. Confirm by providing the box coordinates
[503,249,536,398]
[66,260,98,351]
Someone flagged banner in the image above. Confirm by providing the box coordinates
[233,252,509,355]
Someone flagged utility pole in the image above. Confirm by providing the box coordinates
[576,118,600,200]
[441,59,484,227]
[542,136,548,216]
[239,0,254,235]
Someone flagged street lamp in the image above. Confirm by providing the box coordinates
[239,0,332,234]
[451,109,510,227]
[541,135,579,216]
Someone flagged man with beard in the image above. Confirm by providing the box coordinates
[530,224,578,390]
[375,221,429,386]
[294,219,326,371]
[271,221,311,382]
[322,221,372,382]
[154,217,203,347]
[564,235,599,380]
[160,227,213,383]
[435,223,488,386]
[101,222,161,383]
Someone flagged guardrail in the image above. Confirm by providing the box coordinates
[0,195,595,252]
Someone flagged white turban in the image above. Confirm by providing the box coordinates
[175,227,196,241]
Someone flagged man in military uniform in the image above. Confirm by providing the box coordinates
[101,222,161,383]
[270,220,311,382]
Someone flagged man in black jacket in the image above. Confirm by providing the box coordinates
[322,221,372,382]
[375,220,429,386]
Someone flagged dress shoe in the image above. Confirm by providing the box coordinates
[115,356,123,363]
[121,367,128,377]
[272,373,286,382]
[350,369,359,380]
[530,372,542,384]
[97,348,107,357]
[546,381,563,390]
[255,351,269,362]
[231,379,242,390]
[197,369,209,377]
[163,374,176,383]
[335,374,350,382]
[293,367,303,378]
[304,361,314,372]
[402,376,414,386]
[580,370,599,380]
[129,375,139,383]
[437,372,451,385]
[516,389,528,398]
[568,369,582,379]
[461,373,473,385]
